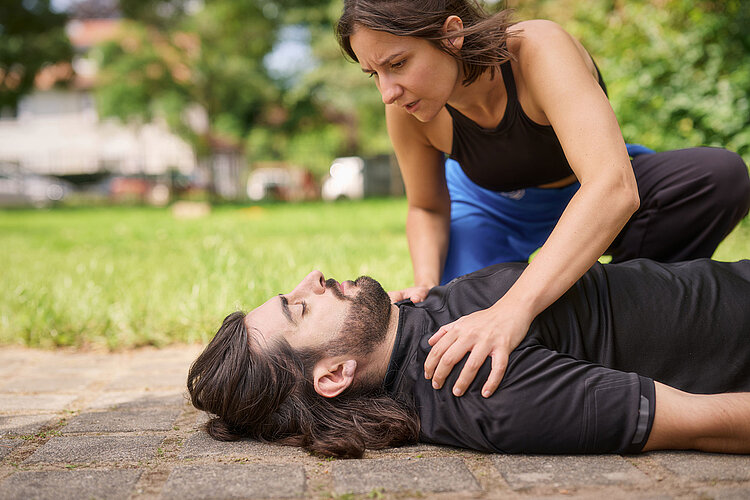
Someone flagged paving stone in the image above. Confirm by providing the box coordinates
[87,390,186,410]
[63,408,180,433]
[161,464,305,499]
[23,435,164,464]
[0,440,22,461]
[492,455,649,489]
[0,415,53,437]
[106,372,186,391]
[698,487,750,500]
[332,457,480,495]
[369,443,461,456]
[194,411,210,428]
[179,431,307,458]
[0,376,95,394]
[0,469,141,500]
[0,394,76,412]
[651,452,750,481]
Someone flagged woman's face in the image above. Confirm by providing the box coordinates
[349,25,461,123]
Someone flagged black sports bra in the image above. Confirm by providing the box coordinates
[445,61,608,192]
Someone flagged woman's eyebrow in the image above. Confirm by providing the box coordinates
[277,295,296,325]
[361,52,405,73]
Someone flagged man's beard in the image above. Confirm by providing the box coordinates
[326,276,392,358]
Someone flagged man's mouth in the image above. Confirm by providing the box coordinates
[325,278,351,299]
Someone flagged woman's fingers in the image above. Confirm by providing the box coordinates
[389,286,431,304]
[430,339,471,389]
[427,324,450,346]
[481,352,509,398]
[450,347,490,396]
[424,325,457,379]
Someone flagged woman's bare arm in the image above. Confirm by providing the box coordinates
[386,103,451,303]
[425,20,640,397]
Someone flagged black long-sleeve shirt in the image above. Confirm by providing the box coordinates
[383,259,750,454]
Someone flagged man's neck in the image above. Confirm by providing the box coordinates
[366,303,400,383]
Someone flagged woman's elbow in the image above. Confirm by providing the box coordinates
[596,173,640,219]
[611,167,640,216]
[624,180,640,215]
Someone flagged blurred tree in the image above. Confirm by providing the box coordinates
[246,0,391,177]
[93,0,279,188]
[0,0,73,114]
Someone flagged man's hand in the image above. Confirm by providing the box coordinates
[423,301,534,398]
[388,285,431,304]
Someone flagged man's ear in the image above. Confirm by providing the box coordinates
[313,359,357,398]
[442,15,464,51]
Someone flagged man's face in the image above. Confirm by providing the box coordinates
[245,270,392,356]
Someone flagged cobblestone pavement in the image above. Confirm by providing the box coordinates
[1,346,748,500]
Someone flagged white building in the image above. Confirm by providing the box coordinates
[0,19,197,178]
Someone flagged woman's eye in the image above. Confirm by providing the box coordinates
[367,72,377,79]
[391,60,405,69]
[299,301,307,317]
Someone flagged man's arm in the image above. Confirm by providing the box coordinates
[644,382,750,453]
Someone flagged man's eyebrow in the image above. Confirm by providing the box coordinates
[278,294,296,325]
[361,52,404,73]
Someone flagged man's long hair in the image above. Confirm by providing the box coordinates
[187,311,420,458]
[336,0,516,85]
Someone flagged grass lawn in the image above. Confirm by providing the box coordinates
[1,200,748,349]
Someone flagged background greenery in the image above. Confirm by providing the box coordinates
[3,0,748,174]
[2,1,748,349]
[87,0,750,176]
[0,202,748,349]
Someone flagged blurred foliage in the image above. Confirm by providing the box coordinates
[93,0,278,158]
[0,0,73,113]
[245,0,391,175]
[509,0,750,161]
[91,0,750,176]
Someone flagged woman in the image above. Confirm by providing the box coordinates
[335,0,750,399]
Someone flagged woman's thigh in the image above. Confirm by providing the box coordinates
[610,147,749,262]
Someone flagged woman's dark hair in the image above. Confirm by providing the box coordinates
[187,311,420,458]
[336,0,516,85]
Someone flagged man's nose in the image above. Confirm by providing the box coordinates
[291,270,325,296]
[379,76,403,105]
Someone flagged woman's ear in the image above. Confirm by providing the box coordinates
[313,359,357,398]
[442,15,464,51]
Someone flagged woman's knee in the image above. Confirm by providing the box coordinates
[702,148,750,214]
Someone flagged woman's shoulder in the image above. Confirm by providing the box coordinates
[507,19,578,58]
[507,20,598,83]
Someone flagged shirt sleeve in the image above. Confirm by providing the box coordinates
[414,343,655,454]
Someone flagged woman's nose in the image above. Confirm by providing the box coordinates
[379,77,403,105]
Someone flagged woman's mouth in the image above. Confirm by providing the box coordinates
[405,100,420,113]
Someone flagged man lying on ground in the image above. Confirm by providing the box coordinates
[187,259,750,458]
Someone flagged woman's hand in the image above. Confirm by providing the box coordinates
[388,285,432,304]
[424,300,534,398]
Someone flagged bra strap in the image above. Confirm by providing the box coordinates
[499,61,518,101]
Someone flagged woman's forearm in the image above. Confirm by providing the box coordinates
[498,177,640,319]
[406,205,451,289]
